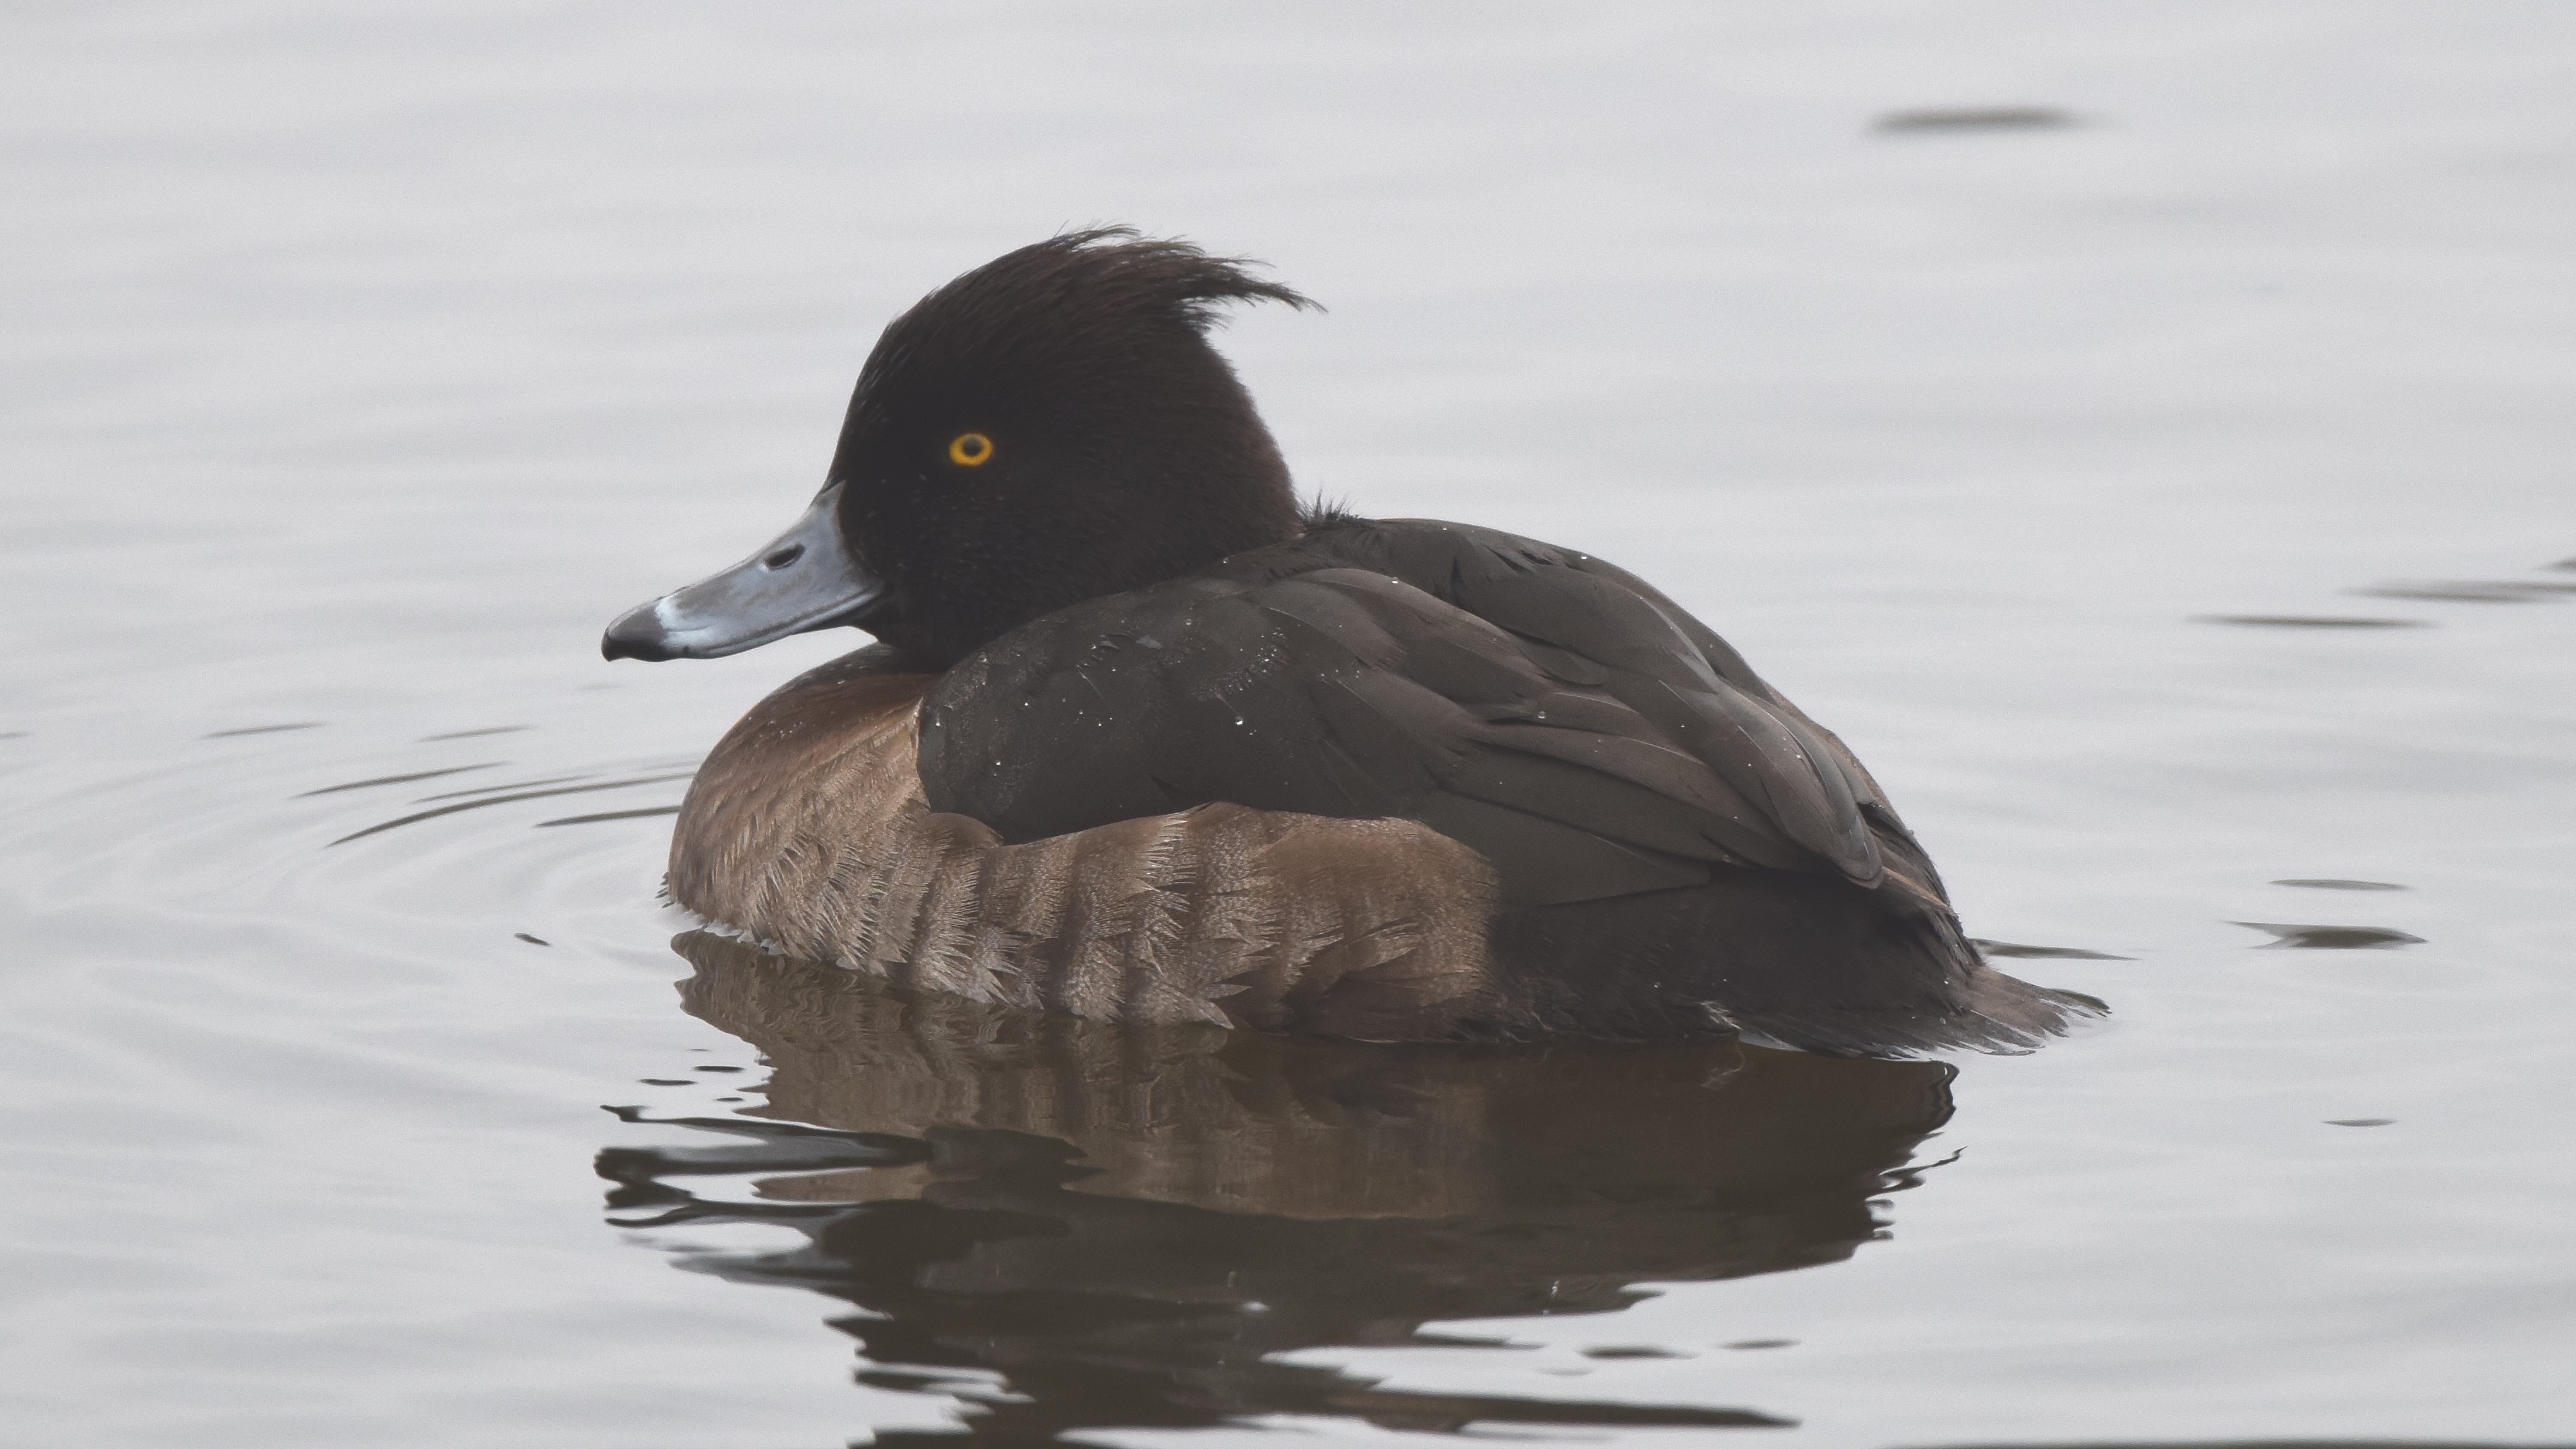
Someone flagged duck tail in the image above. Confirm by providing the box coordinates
[1480,875,2107,1057]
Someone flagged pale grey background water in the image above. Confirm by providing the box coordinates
[5,3,2575,1445]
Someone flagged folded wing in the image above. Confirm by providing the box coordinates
[919,519,1930,911]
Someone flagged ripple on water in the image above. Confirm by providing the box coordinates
[1971,938,2133,961]
[2354,579,2576,604]
[2233,921,2427,950]
[200,721,329,738]
[1872,105,2079,133]
[328,771,695,845]
[0,708,699,960]
[298,763,508,796]
[2199,614,2431,629]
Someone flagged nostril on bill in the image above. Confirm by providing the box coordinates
[762,544,805,571]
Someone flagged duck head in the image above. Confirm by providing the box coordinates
[601,229,1314,668]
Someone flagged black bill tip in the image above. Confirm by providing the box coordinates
[601,599,678,662]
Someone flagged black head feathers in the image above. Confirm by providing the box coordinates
[823,231,1316,666]
[836,229,1315,459]
[885,227,1317,347]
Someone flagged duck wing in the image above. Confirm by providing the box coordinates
[1319,517,1956,906]
[918,519,1918,911]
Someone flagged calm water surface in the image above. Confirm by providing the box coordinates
[6,4,2575,1445]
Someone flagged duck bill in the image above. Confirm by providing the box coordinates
[601,483,886,661]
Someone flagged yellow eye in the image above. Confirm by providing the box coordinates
[947,432,994,467]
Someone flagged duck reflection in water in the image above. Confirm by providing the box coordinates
[603,931,1963,1442]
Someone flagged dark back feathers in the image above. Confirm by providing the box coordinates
[919,516,1941,914]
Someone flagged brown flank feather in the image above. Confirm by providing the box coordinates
[669,646,1504,1042]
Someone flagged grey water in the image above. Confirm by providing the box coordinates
[6,3,2575,1445]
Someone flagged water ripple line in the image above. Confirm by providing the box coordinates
[330,772,695,846]
[298,763,507,796]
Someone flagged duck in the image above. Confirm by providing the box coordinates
[602,229,2100,1056]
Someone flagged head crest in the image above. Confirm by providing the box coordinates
[943,226,1317,330]
[859,230,1317,397]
